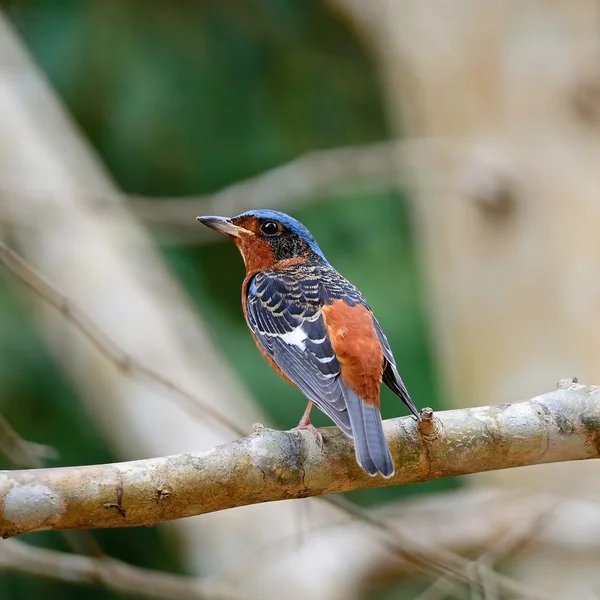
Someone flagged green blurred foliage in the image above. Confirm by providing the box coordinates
[0,0,454,598]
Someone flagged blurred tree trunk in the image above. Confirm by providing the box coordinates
[330,0,600,597]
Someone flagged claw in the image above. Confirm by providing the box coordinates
[296,421,324,449]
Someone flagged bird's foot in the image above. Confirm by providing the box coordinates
[295,420,324,450]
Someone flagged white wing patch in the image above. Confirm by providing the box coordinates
[279,326,308,351]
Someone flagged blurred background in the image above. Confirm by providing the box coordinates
[1,1,600,599]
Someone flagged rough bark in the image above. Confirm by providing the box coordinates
[1,381,598,538]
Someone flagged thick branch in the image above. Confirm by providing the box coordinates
[1,381,598,538]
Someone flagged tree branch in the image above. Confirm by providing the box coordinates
[1,380,598,538]
[129,142,400,231]
[0,414,58,469]
[127,138,451,244]
[0,241,244,438]
[0,538,242,600]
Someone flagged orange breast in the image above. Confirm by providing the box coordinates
[322,300,383,405]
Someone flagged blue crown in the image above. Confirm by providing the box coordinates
[236,209,327,261]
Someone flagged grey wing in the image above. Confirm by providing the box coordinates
[372,317,420,418]
[246,272,352,435]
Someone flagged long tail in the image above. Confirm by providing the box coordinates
[344,387,395,478]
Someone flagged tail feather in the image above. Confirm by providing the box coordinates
[344,387,395,478]
[383,362,420,419]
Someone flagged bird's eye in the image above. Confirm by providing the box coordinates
[260,220,279,235]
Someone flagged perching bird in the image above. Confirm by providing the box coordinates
[197,210,419,477]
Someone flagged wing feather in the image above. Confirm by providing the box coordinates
[246,271,351,433]
[372,317,419,418]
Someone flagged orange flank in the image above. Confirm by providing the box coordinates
[322,300,383,406]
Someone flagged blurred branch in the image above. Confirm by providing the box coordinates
[216,487,600,600]
[0,414,58,468]
[0,538,241,600]
[130,141,400,234]
[0,135,455,247]
[415,497,551,600]
[1,136,450,246]
[128,138,451,244]
[0,241,244,438]
[1,379,598,539]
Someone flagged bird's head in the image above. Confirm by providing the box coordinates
[197,209,327,271]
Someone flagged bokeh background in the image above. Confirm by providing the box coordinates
[0,2,444,598]
[2,1,600,599]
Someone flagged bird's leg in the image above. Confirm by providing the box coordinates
[297,401,314,428]
[296,402,324,448]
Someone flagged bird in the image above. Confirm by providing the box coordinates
[197,209,419,477]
